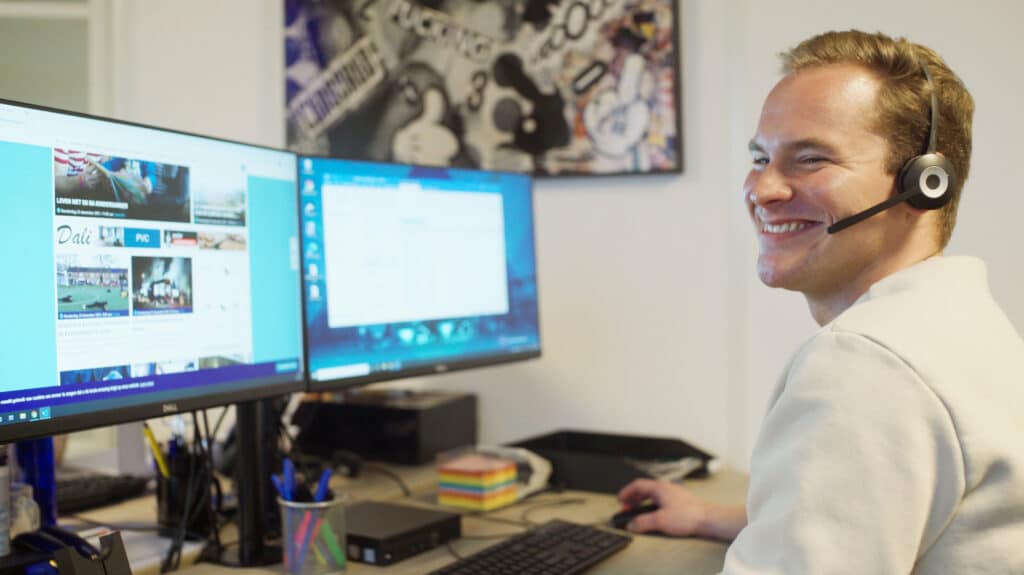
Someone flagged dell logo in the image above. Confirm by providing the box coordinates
[162,403,179,414]
[434,364,449,373]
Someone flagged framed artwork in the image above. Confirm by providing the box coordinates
[285,0,682,176]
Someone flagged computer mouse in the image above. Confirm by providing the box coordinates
[610,503,660,530]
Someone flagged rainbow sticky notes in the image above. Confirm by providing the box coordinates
[438,454,518,511]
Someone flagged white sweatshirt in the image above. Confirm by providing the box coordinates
[721,256,1024,574]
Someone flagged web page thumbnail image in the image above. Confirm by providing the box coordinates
[59,365,130,386]
[132,256,193,315]
[54,149,190,222]
[194,179,247,227]
[56,254,130,319]
[198,231,246,251]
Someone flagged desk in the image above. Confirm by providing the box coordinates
[80,463,747,575]
[220,464,744,574]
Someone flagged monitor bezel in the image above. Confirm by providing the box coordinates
[0,97,307,443]
[296,154,543,393]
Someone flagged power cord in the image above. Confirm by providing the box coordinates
[362,463,412,497]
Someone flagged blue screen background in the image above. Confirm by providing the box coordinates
[0,141,58,391]
[248,176,302,364]
[300,158,541,383]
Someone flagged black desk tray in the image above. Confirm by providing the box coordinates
[508,429,716,494]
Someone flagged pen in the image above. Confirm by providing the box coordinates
[314,468,331,502]
[281,458,296,567]
[283,457,295,501]
[299,516,326,570]
[142,422,170,478]
[271,474,286,499]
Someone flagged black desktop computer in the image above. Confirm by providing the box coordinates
[0,98,306,566]
[293,389,478,464]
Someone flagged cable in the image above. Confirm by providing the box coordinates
[161,417,198,573]
[443,527,535,561]
[445,541,466,560]
[519,497,587,525]
[199,410,224,554]
[210,406,229,441]
[163,411,219,573]
[68,516,161,532]
[362,463,412,496]
[70,514,221,542]
[466,514,532,528]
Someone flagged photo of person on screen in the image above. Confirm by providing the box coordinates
[54,149,191,222]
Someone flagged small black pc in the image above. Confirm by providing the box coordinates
[345,501,461,566]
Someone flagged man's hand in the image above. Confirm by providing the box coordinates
[617,478,746,541]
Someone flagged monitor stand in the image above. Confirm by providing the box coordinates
[222,398,283,566]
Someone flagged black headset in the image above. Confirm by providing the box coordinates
[827,60,956,234]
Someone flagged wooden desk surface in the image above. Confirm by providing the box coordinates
[181,467,748,575]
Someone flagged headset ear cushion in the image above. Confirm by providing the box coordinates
[901,153,956,210]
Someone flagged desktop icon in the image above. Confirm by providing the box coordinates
[305,202,317,216]
[18,412,26,420]
[303,158,313,173]
[310,285,321,300]
[306,221,317,237]
[305,243,320,260]
[309,263,319,278]
[304,180,315,194]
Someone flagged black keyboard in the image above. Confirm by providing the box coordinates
[430,520,631,575]
[57,472,150,514]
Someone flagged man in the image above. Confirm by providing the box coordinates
[618,30,1024,573]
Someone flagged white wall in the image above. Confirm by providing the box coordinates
[105,0,1024,470]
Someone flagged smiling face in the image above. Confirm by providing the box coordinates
[745,64,935,323]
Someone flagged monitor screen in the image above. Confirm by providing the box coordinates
[0,99,305,442]
[299,157,541,390]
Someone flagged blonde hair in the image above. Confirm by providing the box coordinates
[782,30,974,247]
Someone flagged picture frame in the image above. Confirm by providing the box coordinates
[285,0,682,176]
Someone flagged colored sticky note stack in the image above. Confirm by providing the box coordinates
[438,454,518,511]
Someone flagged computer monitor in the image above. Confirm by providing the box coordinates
[0,99,305,443]
[298,156,541,391]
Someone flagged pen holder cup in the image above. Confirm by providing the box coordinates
[156,451,218,539]
[279,495,348,575]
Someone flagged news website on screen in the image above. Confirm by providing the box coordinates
[0,101,303,427]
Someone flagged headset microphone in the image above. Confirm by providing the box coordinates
[827,61,956,234]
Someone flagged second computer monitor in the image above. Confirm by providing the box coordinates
[299,157,541,390]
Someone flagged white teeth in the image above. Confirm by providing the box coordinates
[762,221,811,234]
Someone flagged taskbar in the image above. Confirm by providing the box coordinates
[0,359,301,420]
